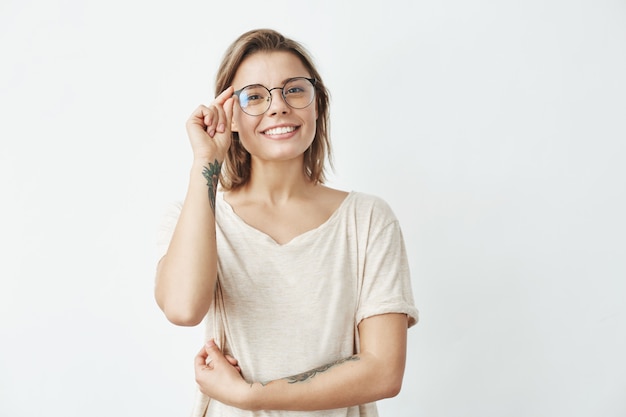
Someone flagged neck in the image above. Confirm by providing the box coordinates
[243,157,315,204]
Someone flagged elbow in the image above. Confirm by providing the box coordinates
[154,285,208,327]
[161,303,206,326]
[376,369,404,399]
[382,377,403,399]
[156,295,206,327]
[164,310,204,327]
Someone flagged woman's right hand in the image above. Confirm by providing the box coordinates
[185,86,236,163]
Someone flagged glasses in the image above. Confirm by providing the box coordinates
[233,77,316,116]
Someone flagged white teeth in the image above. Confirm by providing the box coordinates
[264,126,296,135]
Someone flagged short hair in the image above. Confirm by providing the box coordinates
[214,29,332,190]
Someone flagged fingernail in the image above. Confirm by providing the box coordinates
[208,129,215,137]
[205,339,215,348]
[217,123,225,133]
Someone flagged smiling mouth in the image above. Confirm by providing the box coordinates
[263,126,298,135]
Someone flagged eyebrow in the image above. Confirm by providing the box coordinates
[240,76,311,89]
[277,76,311,85]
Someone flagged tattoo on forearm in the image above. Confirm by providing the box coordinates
[201,159,221,213]
[284,356,360,384]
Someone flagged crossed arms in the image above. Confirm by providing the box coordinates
[193,313,409,411]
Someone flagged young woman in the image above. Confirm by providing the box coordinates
[156,29,418,416]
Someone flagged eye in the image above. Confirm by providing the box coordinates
[284,78,311,96]
[285,86,305,95]
[239,85,269,108]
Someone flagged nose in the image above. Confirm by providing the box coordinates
[266,87,290,115]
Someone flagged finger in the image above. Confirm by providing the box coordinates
[224,96,235,129]
[187,105,209,129]
[205,339,230,368]
[213,87,235,134]
[214,86,234,106]
[185,105,216,140]
[224,354,242,373]
[224,354,240,370]
[204,338,223,356]
[194,346,210,370]
[201,105,215,128]
[203,106,219,138]
[211,102,227,134]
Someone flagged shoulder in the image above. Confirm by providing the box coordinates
[345,191,398,220]
[338,191,401,237]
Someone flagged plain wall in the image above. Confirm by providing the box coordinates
[1,0,625,416]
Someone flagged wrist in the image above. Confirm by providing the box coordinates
[188,158,222,212]
[189,158,223,184]
[192,155,224,168]
[241,381,265,411]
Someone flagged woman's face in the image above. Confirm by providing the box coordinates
[231,51,317,164]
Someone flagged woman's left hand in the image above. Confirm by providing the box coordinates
[194,339,252,409]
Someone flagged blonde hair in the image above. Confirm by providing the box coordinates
[214,29,332,190]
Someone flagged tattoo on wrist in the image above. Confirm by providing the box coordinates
[250,380,270,388]
[284,355,360,384]
[201,159,221,213]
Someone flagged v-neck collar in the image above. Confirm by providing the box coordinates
[217,191,354,247]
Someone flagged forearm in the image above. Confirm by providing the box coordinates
[246,351,403,411]
[155,158,222,326]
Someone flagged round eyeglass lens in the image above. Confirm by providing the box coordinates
[238,78,315,116]
[238,85,270,116]
[282,78,315,109]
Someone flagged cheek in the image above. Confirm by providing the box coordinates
[233,113,257,137]
[234,118,259,150]
[306,110,318,135]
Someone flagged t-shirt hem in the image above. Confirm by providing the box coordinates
[356,304,419,328]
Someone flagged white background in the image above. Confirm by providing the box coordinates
[1,0,625,416]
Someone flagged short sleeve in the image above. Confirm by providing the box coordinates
[356,206,419,328]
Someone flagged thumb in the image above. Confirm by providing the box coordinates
[224,96,235,128]
[205,338,224,359]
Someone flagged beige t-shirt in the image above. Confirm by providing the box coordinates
[157,191,419,417]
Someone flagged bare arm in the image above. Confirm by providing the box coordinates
[155,88,235,326]
[194,313,409,410]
